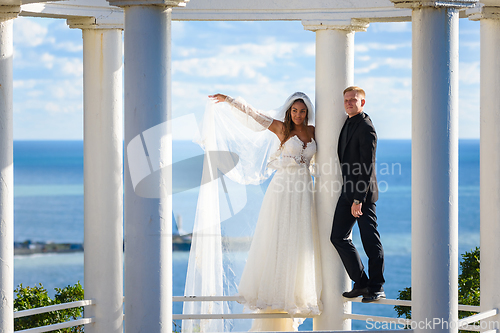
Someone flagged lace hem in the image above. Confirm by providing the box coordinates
[237,295,323,318]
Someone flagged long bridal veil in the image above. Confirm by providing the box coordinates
[182,93,315,332]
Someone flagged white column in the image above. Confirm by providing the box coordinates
[412,6,459,333]
[0,6,19,333]
[106,1,186,332]
[392,1,474,332]
[303,19,368,331]
[68,17,124,333]
[468,2,500,330]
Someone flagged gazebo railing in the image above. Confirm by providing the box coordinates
[173,295,497,332]
[12,296,497,332]
[13,299,94,333]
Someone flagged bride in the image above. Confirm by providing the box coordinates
[208,92,323,331]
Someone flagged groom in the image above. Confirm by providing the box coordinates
[330,86,385,302]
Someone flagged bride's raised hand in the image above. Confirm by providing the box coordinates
[209,94,227,103]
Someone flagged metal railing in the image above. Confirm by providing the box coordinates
[14,299,94,333]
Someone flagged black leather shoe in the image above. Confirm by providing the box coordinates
[362,290,386,303]
[342,287,368,298]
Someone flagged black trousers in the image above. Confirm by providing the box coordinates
[330,193,385,291]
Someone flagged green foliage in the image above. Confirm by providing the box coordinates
[394,287,411,319]
[14,282,84,332]
[458,247,480,318]
[395,247,480,324]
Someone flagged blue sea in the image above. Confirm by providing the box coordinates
[13,139,480,331]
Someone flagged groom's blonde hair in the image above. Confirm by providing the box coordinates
[343,86,365,99]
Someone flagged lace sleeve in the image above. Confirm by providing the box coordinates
[225,96,273,131]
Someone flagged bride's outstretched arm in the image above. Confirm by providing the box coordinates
[209,93,284,137]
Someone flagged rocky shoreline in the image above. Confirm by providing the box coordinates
[14,235,194,256]
[14,240,84,256]
[13,235,255,255]
[14,235,191,256]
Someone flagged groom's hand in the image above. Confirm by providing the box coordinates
[351,202,363,218]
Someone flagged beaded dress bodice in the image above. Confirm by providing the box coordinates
[281,135,316,166]
[268,135,316,171]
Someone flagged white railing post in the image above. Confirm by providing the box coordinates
[67,16,124,333]
[0,5,19,333]
[467,2,500,331]
[391,1,475,333]
[302,19,368,331]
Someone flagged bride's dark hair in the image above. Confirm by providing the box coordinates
[281,99,308,146]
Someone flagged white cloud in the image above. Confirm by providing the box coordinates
[355,57,411,74]
[172,78,315,114]
[173,41,313,82]
[461,41,480,51]
[40,52,56,69]
[44,102,62,113]
[355,42,411,53]
[175,39,314,61]
[14,79,38,89]
[15,51,83,78]
[356,63,380,74]
[59,57,83,77]
[42,100,82,115]
[14,108,83,140]
[14,18,48,47]
[50,80,82,100]
[14,17,82,59]
[175,46,200,58]
[213,21,240,30]
[222,41,302,59]
[304,43,315,56]
[26,89,45,98]
[459,61,480,85]
[355,77,412,139]
[458,93,480,138]
[172,21,187,39]
[13,48,22,61]
[354,73,480,139]
[52,41,83,53]
[14,78,82,116]
[371,22,411,33]
[174,57,266,80]
[357,55,371,62]
[459,23,480,37]
[171,77,316,140]
[386,58,412,69]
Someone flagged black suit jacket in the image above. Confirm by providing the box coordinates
[338,112,378,204]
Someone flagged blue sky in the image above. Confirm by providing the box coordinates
[12,16,480,140]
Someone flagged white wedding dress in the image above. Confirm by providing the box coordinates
[238,134,323,331]
[183,94,322,333]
